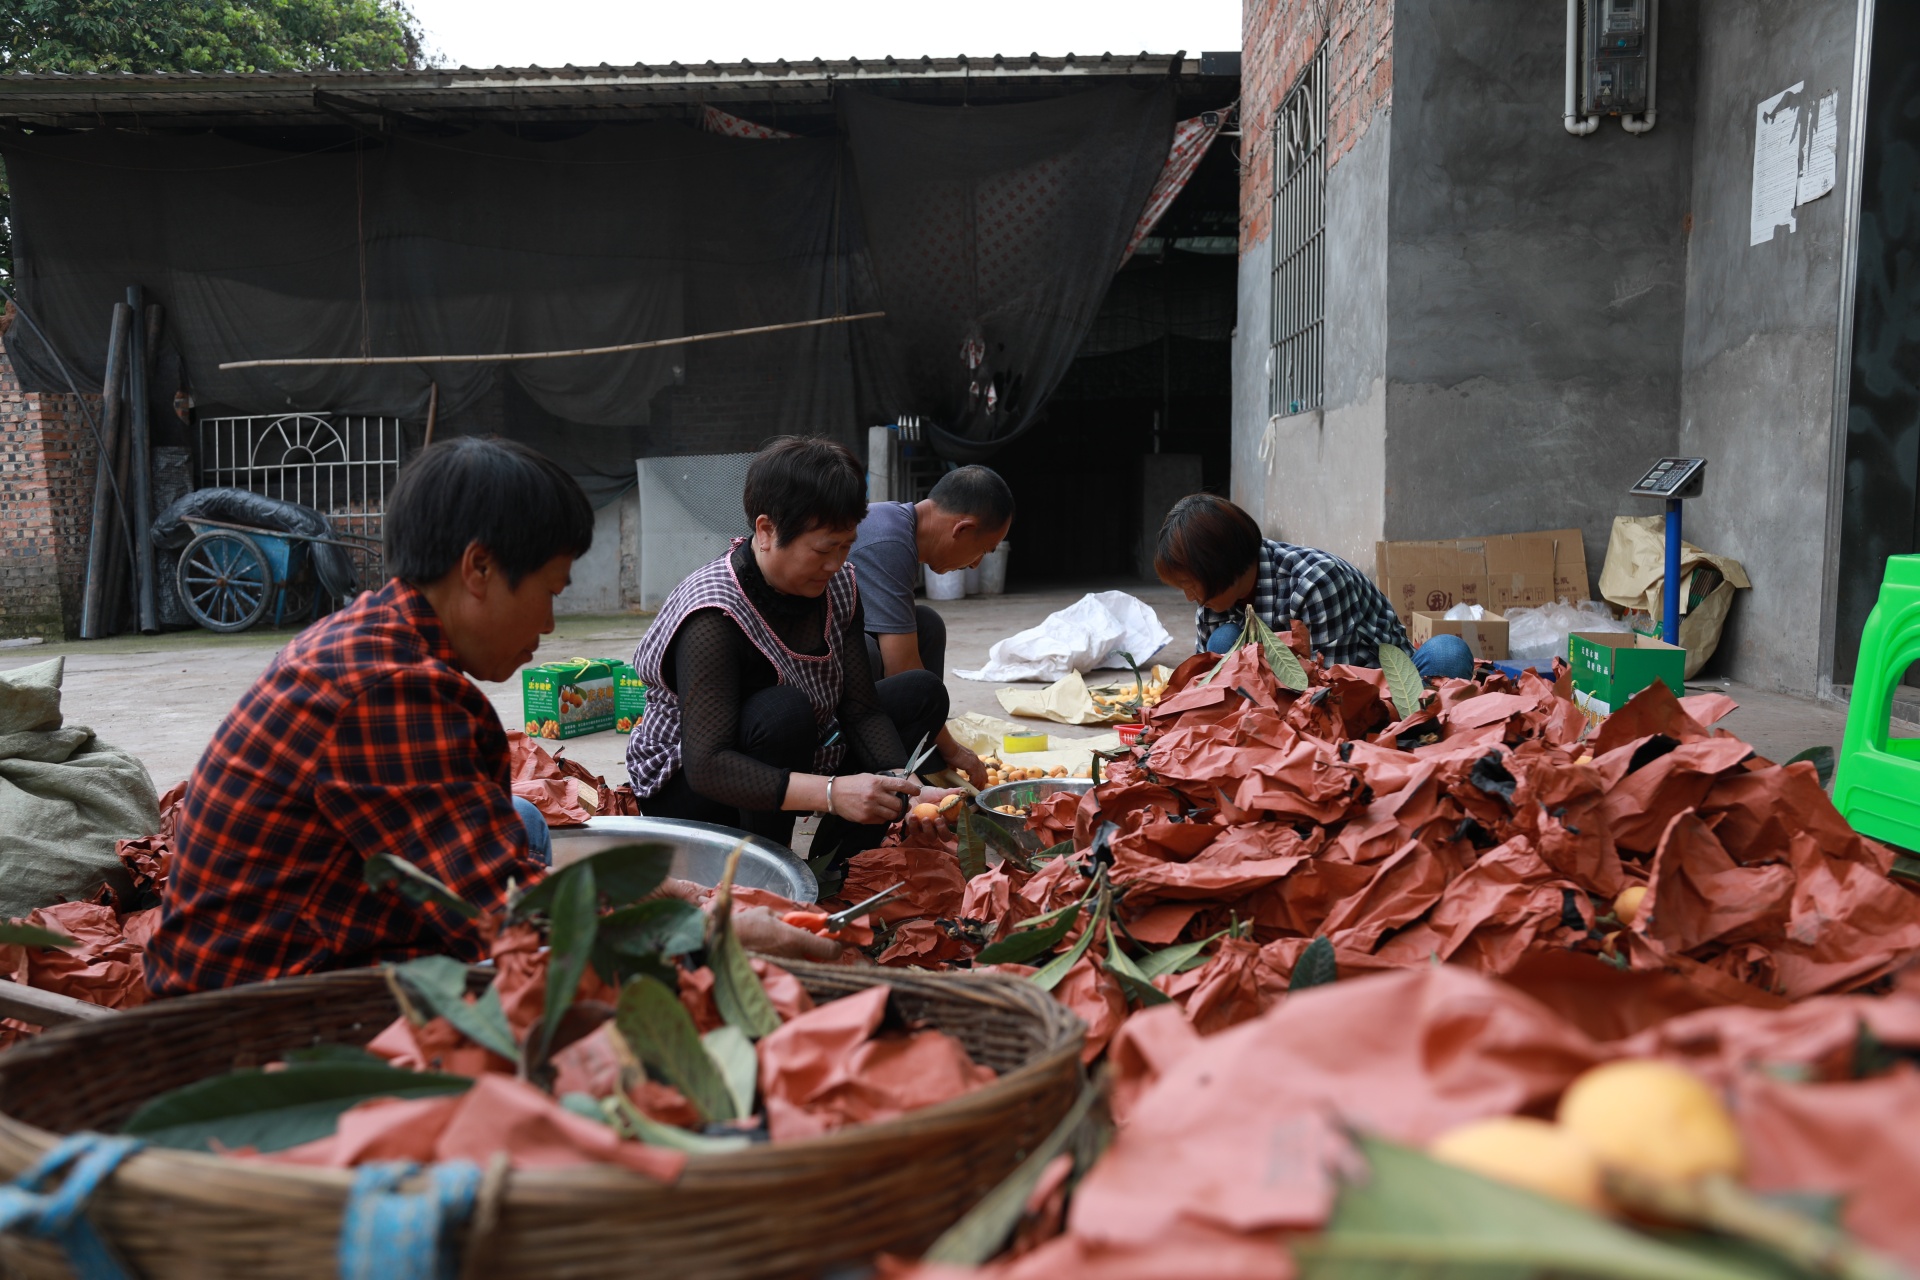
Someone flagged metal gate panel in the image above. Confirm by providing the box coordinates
[198,413,405,585]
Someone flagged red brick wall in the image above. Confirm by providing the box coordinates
[1241,0,1396,251]
[0,335,100,640]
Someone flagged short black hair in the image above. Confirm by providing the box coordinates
[385,436,594,587]
[928,465,1015,529]
[744,435,867,544]
[1154,494,1264,599]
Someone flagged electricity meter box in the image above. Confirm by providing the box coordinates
[1581,0,1651,117]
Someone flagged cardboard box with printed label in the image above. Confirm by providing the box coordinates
[1375,529,1593,626]
[1567,632,1686,731]
[615,664,648,733]
[521,659,621,740]
[1409,610,1510,661]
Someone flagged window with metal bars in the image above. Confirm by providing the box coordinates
[1270,45,1328,418]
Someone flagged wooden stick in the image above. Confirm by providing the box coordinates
[217,311,886,370]
[0,980,116,1028]
[79,304,133,639]
[423,379,439,447]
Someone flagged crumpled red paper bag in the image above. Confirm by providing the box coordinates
[262,1071,685,1179]
[678,958,815,1033]
[506,731,593,826]
[757,984,996,1141]
[0,900,156,1040]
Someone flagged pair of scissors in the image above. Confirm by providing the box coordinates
[780,881,907,942]
[889,731,941,780]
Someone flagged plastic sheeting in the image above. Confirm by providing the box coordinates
[953,591,1174,683]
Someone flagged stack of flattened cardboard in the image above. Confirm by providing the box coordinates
[1374,528,1593,625]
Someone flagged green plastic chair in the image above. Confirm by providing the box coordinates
[1833,554,1920,851]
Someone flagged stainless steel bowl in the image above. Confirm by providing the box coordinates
[974,778,1094,854]
[548,815,818,903]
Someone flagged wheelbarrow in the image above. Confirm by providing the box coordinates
[173,516,376,633]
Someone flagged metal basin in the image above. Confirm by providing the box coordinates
[974,778,1095,855]
[549,816,817,903]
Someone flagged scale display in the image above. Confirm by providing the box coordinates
[1629,457,1706,499]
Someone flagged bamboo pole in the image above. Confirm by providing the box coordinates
[79,304,133,640]
[423,380,439,447]
[217,311,887,370]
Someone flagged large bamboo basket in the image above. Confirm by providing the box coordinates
[0,961,1083,1279]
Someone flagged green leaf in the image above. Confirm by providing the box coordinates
[512,843,673,919]
[1245,609,1310,692]
[0,923,78,949]
[977,903,1081,965]
[922,1082,1103,1265]
[363,853,479,920]
[702,1025,758,1120]
[123,1064,470,1153]
[1380,643,1426,722]
[1136,928,1228,979]
[1785,746,1836,789]
[280,1045,389,1068]
[1294,1135,1771,1280]
[559,1092,611,1125]
[956,802,988,881]
[1290,936,1339,991]
[708,842,783,1040]
[1037,838,1076,862]
[605,1094,752,1154]
[1102,921,1171,1006]
[612,974,737,1124]
[385,955,520,1062]
[590,898,707,984]
[1031,899,1103,992]
[532,861,599,1067]
[978,815,1034,871]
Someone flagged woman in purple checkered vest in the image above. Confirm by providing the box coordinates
[625,436,959,870]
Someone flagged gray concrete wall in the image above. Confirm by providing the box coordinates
[1678,0,1861,694]
[1381,0,1698,580]
[1236,110,1392,570]
[555,486,638,616]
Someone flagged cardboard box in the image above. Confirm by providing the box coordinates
[1409,610,1510,660]
[1567,632,1686,731]
[1375,529,1593,625]
[614,664,648,734]
[521,659,620,739]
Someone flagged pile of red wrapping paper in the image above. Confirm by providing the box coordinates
[831,631,1920,1058]
[259,924,994,1174]
[902,959,1920,1278]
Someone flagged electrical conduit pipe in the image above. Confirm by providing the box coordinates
[1620,0,1659,134]
[1565,0,1601,136]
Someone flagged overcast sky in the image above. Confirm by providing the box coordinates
[405,0,1241,70]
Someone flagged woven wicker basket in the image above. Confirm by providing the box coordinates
[0,961,1083,1279]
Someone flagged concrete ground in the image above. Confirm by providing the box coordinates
[0,581,1901,794]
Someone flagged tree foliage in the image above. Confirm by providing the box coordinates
[0,0,430,74]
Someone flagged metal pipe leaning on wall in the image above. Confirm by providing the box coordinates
[126,284,158,635]
[78,304,132,640]
[1564,0,1601,136]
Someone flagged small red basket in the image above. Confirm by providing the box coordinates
[1116,722,1144,746]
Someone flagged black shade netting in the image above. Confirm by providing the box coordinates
[2,85,1172,483]
[840,84,1173,461]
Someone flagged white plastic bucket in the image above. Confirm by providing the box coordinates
[925,565,967,600]
[963,565,981,595]
[977,543,1009,595]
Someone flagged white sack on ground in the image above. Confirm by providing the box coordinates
[953,591,1173,683]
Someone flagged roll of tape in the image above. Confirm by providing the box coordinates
[1002,732,1049,754]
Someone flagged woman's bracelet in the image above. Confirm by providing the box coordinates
[823,775,835,818]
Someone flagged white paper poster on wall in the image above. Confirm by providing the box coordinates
[1750,82,1842,246]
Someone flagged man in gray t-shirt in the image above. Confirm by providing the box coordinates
[848,465,1013,786]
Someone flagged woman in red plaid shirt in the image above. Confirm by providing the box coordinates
[146,438,836,996]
